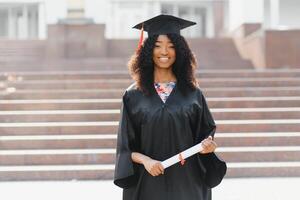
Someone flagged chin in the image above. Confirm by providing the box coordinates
[159,65,172,68]
[154,62,174,69]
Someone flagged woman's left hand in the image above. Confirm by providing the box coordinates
[199,136,217,154]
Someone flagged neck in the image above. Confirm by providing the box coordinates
[154,67,177,83]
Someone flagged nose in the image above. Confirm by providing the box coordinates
[160,46,168,55]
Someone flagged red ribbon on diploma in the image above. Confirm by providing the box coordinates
[179,153,186,166]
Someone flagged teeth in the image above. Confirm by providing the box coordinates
[159,57,169,63]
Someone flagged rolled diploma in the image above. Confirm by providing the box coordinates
[161,142,203,169]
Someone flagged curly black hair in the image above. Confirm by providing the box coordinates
[128,34,198,95]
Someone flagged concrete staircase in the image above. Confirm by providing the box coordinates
[189,38,253,69]
[0,38,253,72]
[0,40,45,62]
[1,69,300,180]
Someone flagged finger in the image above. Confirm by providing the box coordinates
[151,168,159,176]
[201,150,208,154]
[157,168,163,176]
[160,168,164,175]
[208,136,213,140]
[157,165,164,174]
[205,138,213,144]
[155,168,161,176]
[205,142,213,149]
[202,142,209,148]
[155,163,162,171]
[207,140,217,149]
[203,142,211,147]
[200,147,208,154]
[206,144,216,152]
[158,163,164,174]
[154,169,161,176]
[201,143,211,153]
[154,165,162,174]
[151,166,159,175]
[150,170,156,176]
[200,144,208,152]
[202,138,210,143]
[207,140,216,147]
[211,140,217,147]
[202,138,209,143]
[205,141,213,147]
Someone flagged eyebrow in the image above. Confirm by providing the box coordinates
[155,41,173,44]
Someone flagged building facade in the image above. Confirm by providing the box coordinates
[0,0,45,39]
[0,0,300,40]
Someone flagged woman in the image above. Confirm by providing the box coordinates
[114,14,226,200]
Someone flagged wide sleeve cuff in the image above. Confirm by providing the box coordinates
[197,152,227,188]
[114,151,138,188]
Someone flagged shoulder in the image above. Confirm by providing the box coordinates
[192,85,204,96]
[193,86,207,102]
[122,82,142,102]
[126,82,138,92]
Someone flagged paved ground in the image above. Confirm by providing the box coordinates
[0,177,298,200]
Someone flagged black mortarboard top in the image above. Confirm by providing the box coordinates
[133,14,196,36]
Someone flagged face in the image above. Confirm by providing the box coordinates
[153,35,176,69]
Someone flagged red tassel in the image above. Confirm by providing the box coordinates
[179,153,186,166]
[137,24,144,51]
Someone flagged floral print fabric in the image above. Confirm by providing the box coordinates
[154,81,176,103]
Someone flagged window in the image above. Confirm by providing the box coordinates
[160,3,207,37]
[161,4,173,14]
[0,9,8,37]
[0,3,39,39]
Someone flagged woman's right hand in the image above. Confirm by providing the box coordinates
[143,158,164,176]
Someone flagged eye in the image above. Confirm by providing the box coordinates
[169,46,175,48]
[155,45,161,48]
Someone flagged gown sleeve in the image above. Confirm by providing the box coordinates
[194,90,227,188]
[114,91,139,188]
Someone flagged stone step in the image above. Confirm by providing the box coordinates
[0,165,114,181]
[1,108,300,122]
[211,108,300,120]
[0,99,121,110]
[3,77,300,89]
[218,120,300,132]
[0,147,299,165]
[0,150,114,165]
[0,58,128,72]
[0,110,120,122]
[2,69,300,80]
[0,132,299,149]
[0,72,131,81]
[208,97,300,108]
[2,69,300,181]
[0,135,117,149]
[215,132,300,146]
[0,162,300,181]
[3,87,300,99]
[1,120,300,135]
[221,151,300,162]
[227,162,300,177]
[2,97,300,110]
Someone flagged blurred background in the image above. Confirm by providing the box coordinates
[0,0,300,199]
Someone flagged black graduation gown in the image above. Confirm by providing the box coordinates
[114,83,226,200]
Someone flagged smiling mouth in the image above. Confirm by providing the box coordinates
[158,57,170,63]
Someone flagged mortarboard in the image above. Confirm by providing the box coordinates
[133,14,196,50]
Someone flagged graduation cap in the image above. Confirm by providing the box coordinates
[133,14,196,50]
